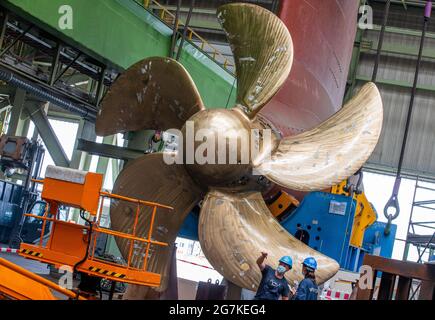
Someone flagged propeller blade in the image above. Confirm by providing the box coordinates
[110,153,203,297]
[256,82,383,191]
[198,190,339,290]
[217,3,293,118]
[96,57,204,136]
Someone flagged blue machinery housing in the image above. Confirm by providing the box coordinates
[178,191,397,273]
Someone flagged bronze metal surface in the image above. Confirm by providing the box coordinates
[198,190,340,290]
[217,3,293,118]
[100,3,384,299]
[181,107,278,192]
[256,82,383,191]
[95,57,205,136]
[110,153,203,296]
[182,108,252,188]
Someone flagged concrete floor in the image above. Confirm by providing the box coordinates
[0,249,114,300]
[0,250,50,274]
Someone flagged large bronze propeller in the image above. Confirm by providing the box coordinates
[96,3,383,298]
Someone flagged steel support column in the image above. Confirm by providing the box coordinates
[6,87,25,136]
[70,118,96,170]
[76,138,143,161]
[68,119,95,223]
[95,67,106,107]
[345,28,364,102]
[111,157,121,185]
[0,11,8,50]
[175,0,195,61]
[49,44,62,87]
[24,100,70,167]
[15,114,29,137]
[0,23,33,58]
[52,52,81,85]
[95,135,116,175]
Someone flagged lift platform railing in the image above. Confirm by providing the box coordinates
[19,180,174,287]
[90,191,173,272]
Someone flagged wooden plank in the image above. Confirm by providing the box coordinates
[359,256,435,300]
[363,255,435,281]
[395,276,411,300]
[356,270,378,300]
[418,280,435,300]
[377,272,395,300]
[356,287,372,300]
[225,280,243,300]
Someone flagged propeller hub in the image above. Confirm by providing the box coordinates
[181,109,258,188]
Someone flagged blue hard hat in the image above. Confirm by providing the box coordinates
[279,256,293,268]
[303,257,317,271]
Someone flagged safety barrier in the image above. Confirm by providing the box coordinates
[177,258,215,270]
[320,289,350,300]
[0,248,19,254]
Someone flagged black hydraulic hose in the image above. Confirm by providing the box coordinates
[396,7,430,178]
[176,0,195,61]
[98,281,103,301]
[0,68,97,121]
[372,0,391,82]
[73,210,93,300]
[170,0,182,59]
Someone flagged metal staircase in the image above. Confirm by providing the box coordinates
[403,177,435,263]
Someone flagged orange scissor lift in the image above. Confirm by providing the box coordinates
[0,166,173,300]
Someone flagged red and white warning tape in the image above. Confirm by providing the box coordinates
[322,289,350,300]
[177,258,215,270]
[0,247,19,254]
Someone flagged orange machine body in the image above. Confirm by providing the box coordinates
[16,166,173,291]
[267,190,300,218]
[41,171,102,215]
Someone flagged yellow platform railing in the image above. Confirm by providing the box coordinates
[142,0,234,74]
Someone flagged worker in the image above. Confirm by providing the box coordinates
[292,257,319,300]
[253,252,292,300]
[147,130,165,152]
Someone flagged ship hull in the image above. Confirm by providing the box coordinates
[261,0,359,136]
